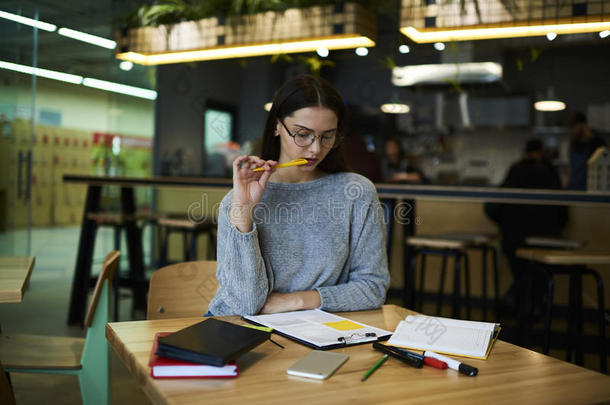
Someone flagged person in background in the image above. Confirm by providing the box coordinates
[566,112,607,190]
[207,75,390,316]
[381,136,427,183]
[485,139,567,314]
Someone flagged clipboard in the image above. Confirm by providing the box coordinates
[243,309,392,350]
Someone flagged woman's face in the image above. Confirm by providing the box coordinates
[275,106,338,173]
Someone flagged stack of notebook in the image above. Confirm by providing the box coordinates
[149,318,270,379]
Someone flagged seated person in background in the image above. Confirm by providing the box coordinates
[566,112,607,190]
[208,75,390,316]
[485,139,567,313]
[381,136,427,183]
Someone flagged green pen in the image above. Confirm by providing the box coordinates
[361,354,388,382]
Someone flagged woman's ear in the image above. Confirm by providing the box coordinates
[275,120,282,136]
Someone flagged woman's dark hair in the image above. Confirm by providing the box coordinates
[261,74,348,173]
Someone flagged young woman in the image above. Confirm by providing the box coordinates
[207,75,389,316]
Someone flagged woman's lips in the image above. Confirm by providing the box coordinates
[304,158,318,166]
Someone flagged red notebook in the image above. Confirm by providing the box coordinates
[149,332,239,379]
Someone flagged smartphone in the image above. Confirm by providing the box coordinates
[286,350,349,380]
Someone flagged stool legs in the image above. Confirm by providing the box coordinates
[452,253,461,319]
[437,255,447,316]
[491,246,500,319]
[541,268,554,355]
[182,231,189,261]
[566,271,584,365]
[463,253,471,319]
[482,246,488,321]
[582,268,606,373]
[190,231,199,261]
[418,253,427,312]
[112,226,121,321]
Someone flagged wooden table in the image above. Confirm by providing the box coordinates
[0,257,35,303]
[106,305,610,405]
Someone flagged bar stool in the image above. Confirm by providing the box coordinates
[441,232,500,321]
[87,212,155,320]
[158,214,217,265]
[406,235,471,319]
[516,248,607,373]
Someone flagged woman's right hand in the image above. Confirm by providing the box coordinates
[230,155,277,232]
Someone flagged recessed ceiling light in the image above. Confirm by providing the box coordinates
[399,44,410,54]
[119,61,133,71]
[355,47,368,56]
[316,47,329,57]
[57,27,116,49]
[381,103,410,114]
[0,10,56,31]
[546,32,557,41]
[433,42,445,51]
[600,30,610,38]
[534,100,566,111]
[82,78,157,100]
[0,59,156,100]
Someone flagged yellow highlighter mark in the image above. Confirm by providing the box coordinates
[323,320,365,331]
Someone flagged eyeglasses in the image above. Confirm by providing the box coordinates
[280,119,340,149]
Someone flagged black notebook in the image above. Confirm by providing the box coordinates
[156,318,270,367]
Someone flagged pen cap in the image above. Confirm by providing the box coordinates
[458,363,478,376]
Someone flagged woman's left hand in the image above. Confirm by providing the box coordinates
[260,291,322,314]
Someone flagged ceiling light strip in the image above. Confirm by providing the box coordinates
[0,10,56,31]
[0,60,156,100]
[57,27,116,49]
[401,21,610,43]
[82,78,157,100]
[1,9,116,49]
[117,36,375,65]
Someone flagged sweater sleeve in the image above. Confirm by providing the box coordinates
[209,195,273,315]
[316,186,390,312]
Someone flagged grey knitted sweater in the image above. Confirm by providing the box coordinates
[207,172,390,316]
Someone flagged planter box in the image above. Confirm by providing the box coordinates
[401,0,609,30]
[116,3,376,64]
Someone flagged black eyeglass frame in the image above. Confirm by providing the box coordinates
[279,119,341,149]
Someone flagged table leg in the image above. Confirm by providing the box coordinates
[121,187,146,311]
[573,270,584,366]
[67,185,100,325]
[401,199,416,309]
[482,246,488,321]
[452,252,461,319]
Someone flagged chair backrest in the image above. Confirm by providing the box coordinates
[84,251,120,327]
[147,261,218,320]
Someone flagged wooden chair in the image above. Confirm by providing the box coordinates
[0,251,119,405]
[147,261,218,320]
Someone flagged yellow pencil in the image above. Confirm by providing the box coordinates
[252,158,308,172]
